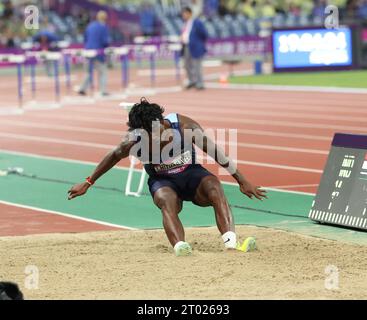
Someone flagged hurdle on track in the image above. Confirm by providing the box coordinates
[23,51,63,109]
[119,101,147,197]
[106,46,130,91]
[0,54,26,110]
[131,36,181,87]
[0,41,183,114]
[168,43,183,83]
[143,45,158,87]
[64,47,132,101]
[60,48,96,104]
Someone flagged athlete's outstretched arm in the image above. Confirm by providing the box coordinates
[179,114,267,200]
[68,136,134,200]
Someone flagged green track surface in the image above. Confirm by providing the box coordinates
[230,70,367,89]
[0,151,366,245]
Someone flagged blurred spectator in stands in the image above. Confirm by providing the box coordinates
[288,2,301,17]
[1,25,16,48]
[181,6,208,90]
[78,10,110,96]
[40,16,57,34]
[181,0,203,17]
[343,0,358,20]
[189,0,204,17]
[274,0,286,15]
[205,0,219,17]
[299,0,314,17]
[160,0,181,14]
[313,0,328,19]
[77,9,91,36]
[139,1,157,37]
[0,0,14,47]
[239,0,257,19]
[33,31,59,51]
[2,0,14,20]
[226,0,240,14]
[33,16,59,51]
[33,17,60,77]
[0,2,25,49]
[218,0,230,16]
[357,0,367,19]
[261,0,276,18]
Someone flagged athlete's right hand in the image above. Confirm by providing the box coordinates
[68,182,90,200]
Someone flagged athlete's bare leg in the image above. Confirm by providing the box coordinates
[194,175,234,234]
[153,187,184,247]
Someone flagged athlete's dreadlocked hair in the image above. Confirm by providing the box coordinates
[127,98,165,133]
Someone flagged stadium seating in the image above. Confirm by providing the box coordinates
[1,0,366,48]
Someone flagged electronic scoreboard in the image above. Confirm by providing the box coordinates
[272,27,354,72]
[309,133,367,231]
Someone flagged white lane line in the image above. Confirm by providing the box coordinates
[24,75,77,83]
[137,69,180,76]
[22,113,367,132]
[0,133,322,173]
[0,129,328,155]
[0,148,124,168]
[232,142,328,155]
[0,200,137,230]
[0,148,321,191]
[0,119,123,135]
[61,96,367,116]
[0,132,115,149]
[151,94,367,113]
[266,183,319,189]
[154,103,367,123]
[0,138,323,179]
[235,129,330,141]
[206,82,367,94]
[0,119,333,142]
[194,115,367,132]
[44,100,367,123]
[0,108,24,115]
[61,98,367,118]
[237,161,322,173]
[215,108,367,123]
[0,149,317,195]
[0,132,324,173]
[63,93,367,115]
[171,101,367,116]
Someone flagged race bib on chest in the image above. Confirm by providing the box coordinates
[154,150,192,174]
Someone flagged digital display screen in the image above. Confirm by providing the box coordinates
[309,134,367,231]
[272,27,353,70]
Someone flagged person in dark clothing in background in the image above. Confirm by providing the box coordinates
[181,7,208,90]
[78,10,110,96]
[139,2,157,37]
[32,18,60,77]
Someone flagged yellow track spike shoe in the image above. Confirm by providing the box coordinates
[236,237,257,252]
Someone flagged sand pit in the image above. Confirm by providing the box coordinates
[0,225,366,300]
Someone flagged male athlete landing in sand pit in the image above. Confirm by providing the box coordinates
[68,98,267,256]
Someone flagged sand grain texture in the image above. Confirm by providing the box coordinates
[1,226,366,299]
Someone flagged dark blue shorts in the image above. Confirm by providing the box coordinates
[147,165,213,202]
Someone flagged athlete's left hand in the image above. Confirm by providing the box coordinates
[239,181,267,200]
